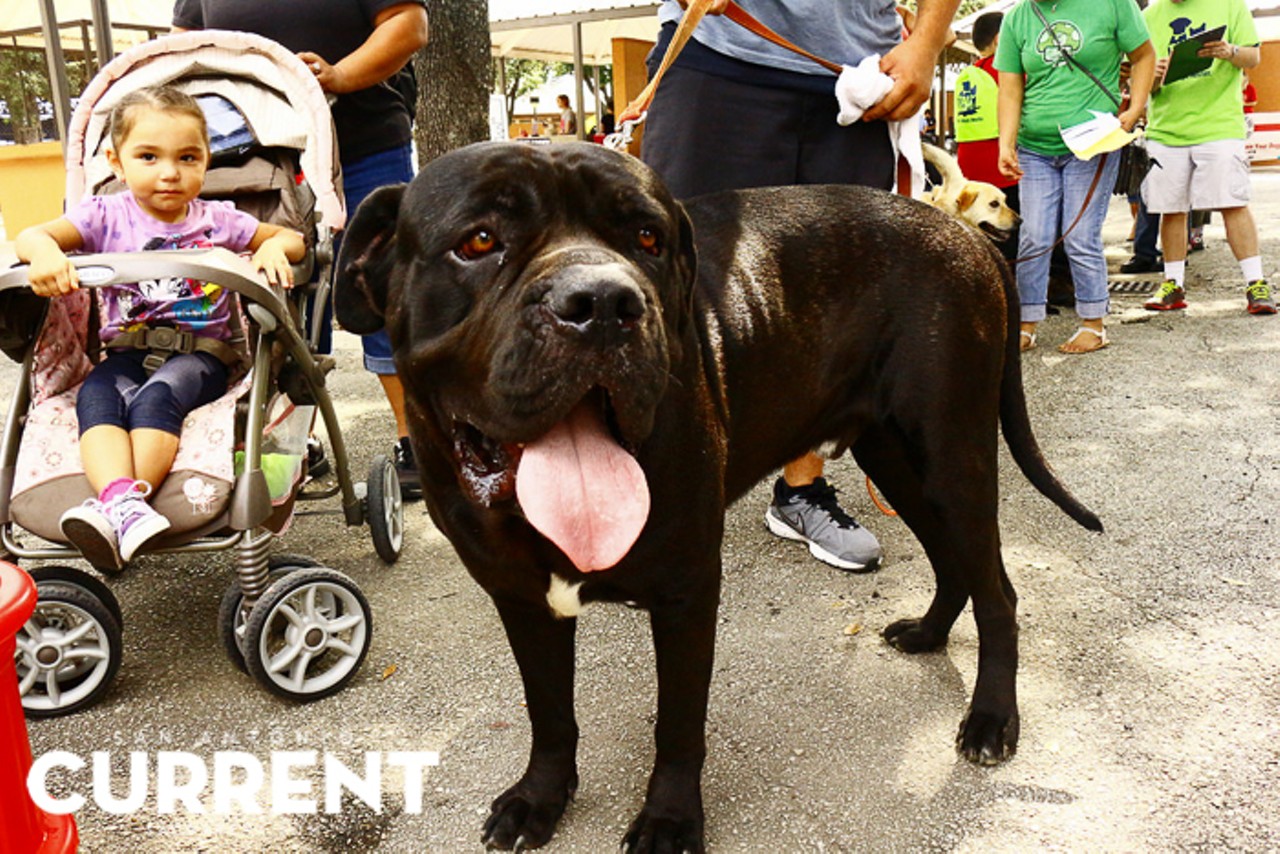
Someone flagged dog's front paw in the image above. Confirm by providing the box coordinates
[882,617,949,653]
[621,809,705,854]
[481,772,578,851]
[956,707,1019,766]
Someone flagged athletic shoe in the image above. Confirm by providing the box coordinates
[1189,229,1205,252]
[108,485,171,563]
[1246,280,1277,315]
[60,499,124,572]
[394,437,422,500]
[1144,281,1188,311]
[764,477,881,572]
[1119,255,1161,274]
[306,437,331,478]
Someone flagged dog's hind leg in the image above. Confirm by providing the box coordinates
[854,428,969,652]
[482,596,580,851]
[621,582,719,853]
[853,426,1019,765]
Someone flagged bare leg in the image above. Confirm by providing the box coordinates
[1160,212,1190,264]
[130,428,181,490]
[782,451,824,487]
[1220,206,1259,260]
[80,425,135,494]
[377,373,410,439]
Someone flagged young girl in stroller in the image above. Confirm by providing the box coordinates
[15,85,305,572]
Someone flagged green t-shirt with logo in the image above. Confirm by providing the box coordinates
[995,0,1150,156]
[1144,0,1258,145]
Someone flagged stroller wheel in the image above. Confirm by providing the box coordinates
[16,569,123,717]
[30,565,124,627]
[243,568,372,702]
[268,554,322,571]
[366,454,404,564]
[218,567,296,673]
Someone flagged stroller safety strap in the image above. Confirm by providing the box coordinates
[105,327,242,375]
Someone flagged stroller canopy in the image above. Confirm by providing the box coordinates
[65,30,345,231]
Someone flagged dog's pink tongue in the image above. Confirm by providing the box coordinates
[516,402,649,572]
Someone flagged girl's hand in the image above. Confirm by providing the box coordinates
[28,246,79,297]
[252,240,295,289]
[246,225,305,288]
[998,143,1023,181]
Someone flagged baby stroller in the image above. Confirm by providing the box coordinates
[0,31,404,716]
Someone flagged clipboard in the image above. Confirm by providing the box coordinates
[1163,25,1227,86]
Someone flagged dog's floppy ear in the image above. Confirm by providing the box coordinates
[674,200,698,293]
[335,184,405,335]
[956,186,978,214]
[673,201,699,334]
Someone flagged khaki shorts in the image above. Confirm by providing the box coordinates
[1141,138,1252,213]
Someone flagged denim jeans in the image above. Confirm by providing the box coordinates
[1015,148,1121,322]
[1133,198,1160,261]
[313,144,414,374]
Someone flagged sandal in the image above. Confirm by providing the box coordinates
[1019,330,1037,352]
[1058,326,1108,354]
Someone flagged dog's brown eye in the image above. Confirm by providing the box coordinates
[638,228,662,255]
[458,230,498,260]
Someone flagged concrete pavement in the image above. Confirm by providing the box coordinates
[3,173,1278,852]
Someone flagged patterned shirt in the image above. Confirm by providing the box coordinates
[64,192,259,342]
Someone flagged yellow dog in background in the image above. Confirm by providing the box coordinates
[920,142,1020,243]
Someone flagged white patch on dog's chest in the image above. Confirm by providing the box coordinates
[547,574,585,618]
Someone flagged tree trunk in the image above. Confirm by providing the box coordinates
[413,0,492,168]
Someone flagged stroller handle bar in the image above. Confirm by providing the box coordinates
[0,248,291,325]
[0,248,368,529]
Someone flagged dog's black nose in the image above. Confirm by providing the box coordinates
[547,278,646,333]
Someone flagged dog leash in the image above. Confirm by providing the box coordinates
[1007,152,1110,267]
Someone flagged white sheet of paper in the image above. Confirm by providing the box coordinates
[1060,110,1137,160]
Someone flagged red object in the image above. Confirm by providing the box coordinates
[0,562,78,854]
[955,56,1017,189]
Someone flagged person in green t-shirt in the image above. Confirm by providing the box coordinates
[1140,0,1274,315]
[995,0,1154,354]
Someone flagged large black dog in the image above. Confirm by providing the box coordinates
[335,142,1100,851]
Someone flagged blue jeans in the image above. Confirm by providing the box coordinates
[315,144,414,374]
[1016,148,1121,323]
[1133,198,1160,261]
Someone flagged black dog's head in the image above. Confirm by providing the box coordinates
[335,142,697,569]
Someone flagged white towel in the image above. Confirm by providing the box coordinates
[835,55,926,197]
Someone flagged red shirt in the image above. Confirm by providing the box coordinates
[955,56,1016,189]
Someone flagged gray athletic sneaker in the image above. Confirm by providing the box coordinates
[764,477,882,572]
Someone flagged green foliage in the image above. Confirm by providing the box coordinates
[496,58,614,119]
[0,50,48,132]
[0,45,92,140]
[497,58,553,119]
[550,61,613,107]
